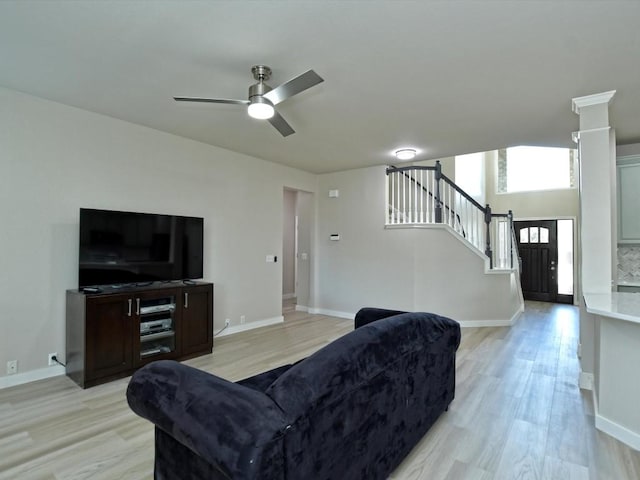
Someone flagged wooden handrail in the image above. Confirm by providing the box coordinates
[386,163,516,270]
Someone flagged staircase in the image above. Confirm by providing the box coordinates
[387,161,519,270]
[385,162,524,326]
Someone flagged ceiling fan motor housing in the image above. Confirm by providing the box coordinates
[249,65,273,105]
[248,81,273,103]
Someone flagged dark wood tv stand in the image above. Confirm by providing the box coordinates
[65,281,213,388]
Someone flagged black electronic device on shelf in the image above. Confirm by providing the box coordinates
[78,208,204,288]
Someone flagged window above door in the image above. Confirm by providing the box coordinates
[519,226,550,244]
[497,146,577,194]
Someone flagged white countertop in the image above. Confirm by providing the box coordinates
[618,280,640,287]
[584,292,640,324]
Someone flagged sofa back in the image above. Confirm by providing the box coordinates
[265,311,460,480]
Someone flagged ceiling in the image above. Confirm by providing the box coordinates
[1,1,639,174]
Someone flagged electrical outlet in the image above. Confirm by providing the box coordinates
[240,315,246,324]
[225,319,230,327]
[6,360,17,375]
[48,352,58,366]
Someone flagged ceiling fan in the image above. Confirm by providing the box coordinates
[174,65,324,137]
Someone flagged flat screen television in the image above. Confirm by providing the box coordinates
[78,208,204,288]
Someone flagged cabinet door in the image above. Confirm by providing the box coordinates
[618,156,640,243]
[85,294,134,381]
[181,284,213,356]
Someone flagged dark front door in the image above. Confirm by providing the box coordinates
[515,220,558,302]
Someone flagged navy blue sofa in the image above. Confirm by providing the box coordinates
[126,308,461,480]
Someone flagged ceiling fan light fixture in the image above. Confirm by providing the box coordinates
[248,97,275,120]
[395,148,417,161]
[174,65,323,136]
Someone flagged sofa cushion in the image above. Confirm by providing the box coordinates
[265,311,459,422]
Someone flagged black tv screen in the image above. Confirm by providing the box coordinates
[78,208,204,288]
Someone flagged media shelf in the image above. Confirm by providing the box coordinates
[139,296,176,360]
[66,281,213,388]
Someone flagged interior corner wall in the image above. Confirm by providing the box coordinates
[0,86,317,379]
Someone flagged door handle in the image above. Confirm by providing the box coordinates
[127,299,132,317]
[184,292,189,309]
[136,298,140,315]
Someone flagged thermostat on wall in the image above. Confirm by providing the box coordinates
[330,234,340,241]
[329,189,339,198]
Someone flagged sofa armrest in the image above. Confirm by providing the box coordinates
[127,360,287,479]
[354,307,408,328]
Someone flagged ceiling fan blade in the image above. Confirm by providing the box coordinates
[263,69,324,106]
[174,96,249,105]
[268,111,295,137]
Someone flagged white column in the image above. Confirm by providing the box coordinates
[571,90,616,390]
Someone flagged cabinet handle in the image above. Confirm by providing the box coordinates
[136,298,140,315]
[184,292,189,309]
[127,299,132,317]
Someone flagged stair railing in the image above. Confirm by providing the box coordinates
[386,161,516,270]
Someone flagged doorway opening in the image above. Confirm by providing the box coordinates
[515,219,574,304]
[282,188,312,314]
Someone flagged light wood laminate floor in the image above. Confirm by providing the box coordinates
[1,301,639,479]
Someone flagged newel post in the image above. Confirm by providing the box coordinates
[484,204,493,268]
[435,160,443,223]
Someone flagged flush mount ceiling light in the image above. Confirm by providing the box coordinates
[395,148,417,161]
[247,96,275,119]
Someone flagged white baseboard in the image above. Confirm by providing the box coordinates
[0,365,65,390]
[579,371,594,390]
[295,304,309,312]
[594,414,640,451]
[307,308,523,327]
[458,309,522,328]
[217,316,284,337]
[591,386,640,450]
[307,307,355,320]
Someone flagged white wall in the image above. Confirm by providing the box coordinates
[414,156,456,180]
[617,142,640,157]
[295,191,313,309]
[314,165,522,323]
[0,86,317,379]
[411,228,522,324]
[455,152,486,206]
[282,189,296,297]
[314,167,415,316]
